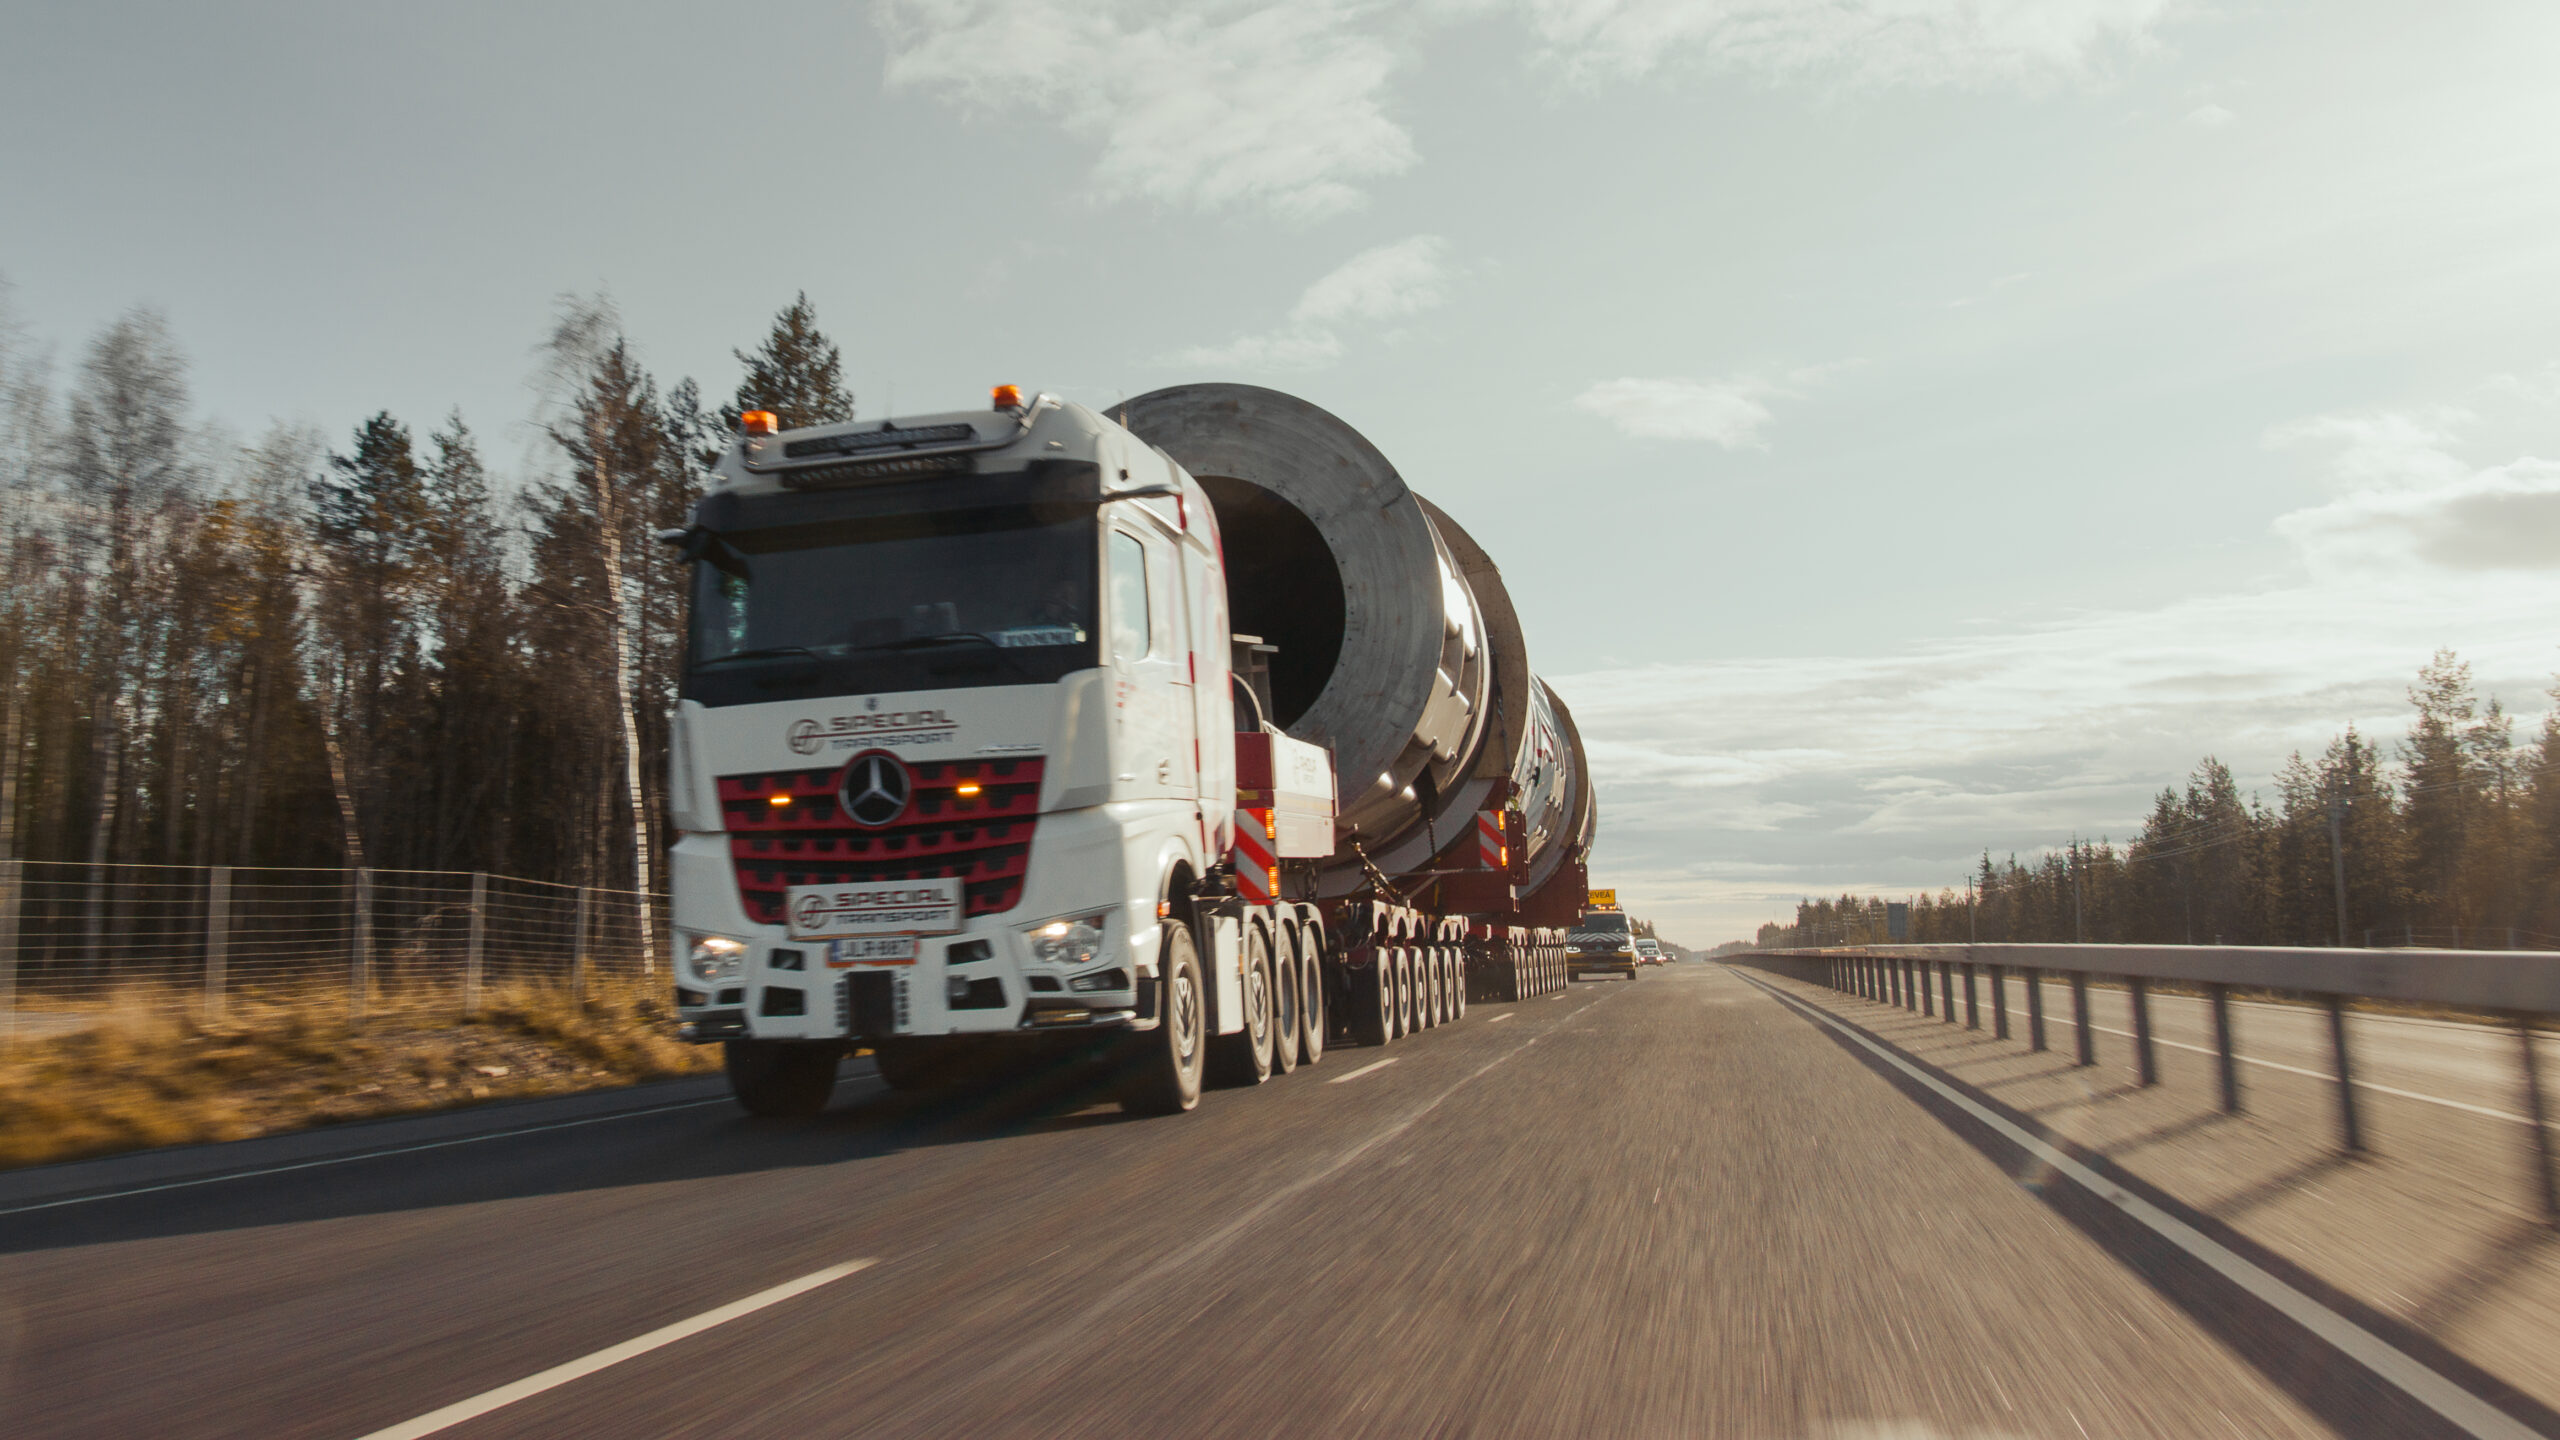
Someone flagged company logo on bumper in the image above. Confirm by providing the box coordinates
[786,878,963,939]
[786,707,957,755]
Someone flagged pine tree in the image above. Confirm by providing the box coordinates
[310,411,430,865]
[720,292,854,432]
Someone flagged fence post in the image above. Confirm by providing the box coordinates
[2131,976,2157,1086]
[1963,964,1979,1030]
[572,884,591,1006]
[351,867,373,1022]
[1921,960,1936,1017]
[1989,965,2008,1039]
[1940,962,1956,1024]
[2026,967,2047,1052]
[2515,1015,2557,1223]
[2070,972,2094,1067]
[205,865,229,1022]
[0,857,17,1046]
[464,871,487,1015]
[2326,994,2364,1152]
[2210,983,2241,1113]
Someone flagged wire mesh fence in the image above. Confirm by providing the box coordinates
[0,859,666,1041]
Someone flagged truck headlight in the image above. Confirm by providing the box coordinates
[1023,912,1112,969]
[687,935,747,985]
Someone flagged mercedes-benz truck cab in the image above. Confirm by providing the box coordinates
[666,390,1236,1114]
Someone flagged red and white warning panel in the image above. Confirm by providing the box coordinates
[1475,810,1506,870]
[1234,728,1337,857]
[1233,807,1277,904]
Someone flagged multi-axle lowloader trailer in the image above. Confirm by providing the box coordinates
[663,382,1597,1115]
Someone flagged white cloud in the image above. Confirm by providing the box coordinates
[876,1,1416,221]
[1572,362,1848,446]
[877,2,2200,222]
[1517,0,2187,89]
[1176,235,1454,370]
[1575,376,1778,446]
[2269,407,2560,573]
[2184,101,2235,127]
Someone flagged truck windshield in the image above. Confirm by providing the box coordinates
[685,502,1098,705]
[1576,913,1630,935]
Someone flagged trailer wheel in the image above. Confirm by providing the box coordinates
[1209,926,1276,1087]
[1424,948,1445,1028]
[1119,921,1206,1115]
[723,1039,840,1118]
[1352,954,1392,1047]
[1270,926,1301,1076]
[1454,952,1468,1021]
[1300,935,1328,1065]
[1393,948,1415,1038]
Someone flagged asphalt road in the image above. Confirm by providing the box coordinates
[0,964,2516,1438]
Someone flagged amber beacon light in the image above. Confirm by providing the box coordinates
[990,384,1022,410]
[740,410,778,435]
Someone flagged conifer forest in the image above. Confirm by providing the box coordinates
[1765,651,2560,951]
[0,286,852,896]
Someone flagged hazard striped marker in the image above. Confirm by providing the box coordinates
[1475,810,1506,870]
[1234,807,1276,904]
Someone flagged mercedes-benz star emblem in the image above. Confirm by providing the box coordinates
[836,750,912,828]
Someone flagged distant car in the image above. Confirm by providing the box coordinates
[1634,937,1664,966]
[1568,909,1641,980]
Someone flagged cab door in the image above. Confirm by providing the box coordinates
[1105,520,1195,800]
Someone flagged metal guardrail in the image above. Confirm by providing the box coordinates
[1750,942,2559,1224]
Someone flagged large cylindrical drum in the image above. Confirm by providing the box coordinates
[1114,383,1594,904]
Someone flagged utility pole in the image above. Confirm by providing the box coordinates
[2326,789,2352,947]
[1967,877,1977,942]
[2072,835,2085,943]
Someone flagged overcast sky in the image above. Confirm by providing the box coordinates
[7,1,2559,944]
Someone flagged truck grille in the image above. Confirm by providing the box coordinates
[718,758,1046,927]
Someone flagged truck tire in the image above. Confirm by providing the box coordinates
[1394,949,1415,1038]
[1209,927,1276,1087]
[1352,956,1392,1047]
[1119,920,1206,1115]
[1270,927,1301,1075]
[1454,953,1468,1020]
[723,1039,840,1118]
[1300,939,1327,1065]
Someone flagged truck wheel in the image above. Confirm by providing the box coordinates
[1394,948,1415,1038]
[1300,941,1328,1065]
[1426,949,1446,1028]
[1119,921,1206,1115]
[1208,928,1276,1087]
[1271,928,1301,1076]
[724,1039,840,1118]
[1353,956,1392,1047]
[1454,954,1469,1021]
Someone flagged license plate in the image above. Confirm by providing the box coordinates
[827,936,919,967]
[785,878,963,939]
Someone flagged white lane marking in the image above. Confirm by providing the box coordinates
[2064,1019,2556,1131]
[1329,1057,1399,1084]
[1487,1013,1515,1024]
[0,1097,734,1218]
[354,1259,877,1440]
[1738,971,2540,1440]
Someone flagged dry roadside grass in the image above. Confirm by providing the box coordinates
[0,980,719,1172]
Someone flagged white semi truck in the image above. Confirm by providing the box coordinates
[664,383,1596,1116]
